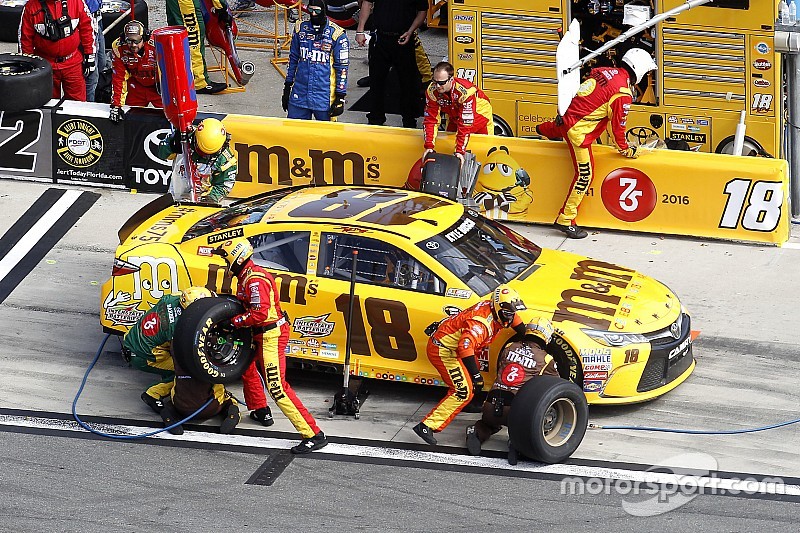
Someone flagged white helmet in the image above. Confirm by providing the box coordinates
[621,48,657,84]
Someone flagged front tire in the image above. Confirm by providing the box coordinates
[172,296,254,384]
[507,375,589,464]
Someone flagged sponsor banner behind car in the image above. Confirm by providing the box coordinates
[123,108,173,192]
[52,101,125,187]
[0,108,52,181]
[218,114,789,244]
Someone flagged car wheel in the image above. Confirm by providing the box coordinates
[0,53,52,112]
[172,296,254,384]
[507,375,588,464]
[493,115,513,137]
[714,134,771,157]
[0,1,25,43]
[548,334,584,386]
[420,152,461,201]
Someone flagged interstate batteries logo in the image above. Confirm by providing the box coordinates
[56,119,103,168]
[293,314,335,338]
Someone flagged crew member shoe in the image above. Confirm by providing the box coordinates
[160,400,184,436]
[197,81,228,94]
[141,392,164,414]
[507,440,519,466]
[291,431,328,454]
[356,75,370,87]
[554,222,588,239]
[250,406,274,427]
[466,425,481,456]
[412,422,437,445]
[220,402,240,435]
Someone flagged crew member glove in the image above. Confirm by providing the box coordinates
[168,133,182,153]
[282,83,292,112]
[330,94,346,117]
[83,54,96,77]
[109,105,123,123]
[620,146,638,159]
[214,7,233,25]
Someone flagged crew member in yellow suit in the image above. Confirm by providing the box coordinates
[166,0,229,93]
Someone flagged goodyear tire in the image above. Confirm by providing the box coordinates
[101,0,148,49]
[0,54,52,112]
[507,375,588,464]
[173,296,253,384]
[0,0,25,43]
[420,152,461,201]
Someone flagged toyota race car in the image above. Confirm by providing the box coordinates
[100,186,696,405]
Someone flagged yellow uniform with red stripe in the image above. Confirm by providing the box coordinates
[422,300,522,432]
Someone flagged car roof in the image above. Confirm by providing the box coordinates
[194,186,466,243]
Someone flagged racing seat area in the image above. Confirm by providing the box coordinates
[250,231,310,273]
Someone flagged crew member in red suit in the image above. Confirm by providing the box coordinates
[108,20,162,122]
[214,238,327,453]
[412,284,527,445]
[19,0,96,100]
[422,61,493,164]
[536,48,657,239]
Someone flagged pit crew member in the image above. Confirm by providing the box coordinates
[465,316,560,456]
[422,61,493,164]
[413,284,527,445]
[108,20,162,123]
[536,48,656,239]
[282,0,349,121]
[165,0,227,93]
[157,117,237,204]
[214,238,328,454]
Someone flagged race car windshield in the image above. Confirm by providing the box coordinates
[418,213,541,296]
[182,196,284,241]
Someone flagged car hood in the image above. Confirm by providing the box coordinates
[122,204,219,246]
[511,248,680,333]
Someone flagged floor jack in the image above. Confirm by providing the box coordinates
[329,250,368,419]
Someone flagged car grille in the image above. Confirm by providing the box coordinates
[637,314,694,393]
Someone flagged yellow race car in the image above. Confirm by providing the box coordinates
[100,186,695,405]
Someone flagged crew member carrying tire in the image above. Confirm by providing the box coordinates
[108,20,162,123]
[122,286,243,435]
[465,315,560,456]
[412,284,527,445]
[536,48,657,239]
[18,0,96,100]
[213,238,328,454]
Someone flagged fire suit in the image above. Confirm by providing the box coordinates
[474,337,560,443]
[537,66,634,226]
[231,261,321,439]
[423,77,493,156]
[286,19,349,119]
[422,300,523,432]
[157,130,237,204]
[18,0,96,100]
[166,0,225,90]
[110,38,162,108]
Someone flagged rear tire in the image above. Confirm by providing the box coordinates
[507,375,588,464]
[0,53,52,112]
[172,296,254,384]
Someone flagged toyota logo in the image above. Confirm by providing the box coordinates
[144,129,173,167]
[670,319,681,339]
[626,127,659,146]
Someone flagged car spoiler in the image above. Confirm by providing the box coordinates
[117,193,176,244]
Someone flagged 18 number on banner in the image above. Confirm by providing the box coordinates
[719,179,783,232]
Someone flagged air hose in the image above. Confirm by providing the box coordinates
[71,333,212,440]
[588,416,800,435]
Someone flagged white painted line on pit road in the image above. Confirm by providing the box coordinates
[781,242,800,249]
[0,189,82,282]
[1,413,797,497]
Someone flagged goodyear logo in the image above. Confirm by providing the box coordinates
[208,227,244,244]
[56,119,103,168]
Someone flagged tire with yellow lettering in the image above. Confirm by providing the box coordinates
[0,53,52,112]
[507,375,588,464]
[173,296,254,384]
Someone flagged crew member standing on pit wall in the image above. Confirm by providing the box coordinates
[354,0,427,128]
[422,61,493,165]
[166,0,229,94]
[465,316,560,456]
[214,238,328,454]
[108,20,163,123]
[18,0,96,101]
[157,117,237,204]
[536,48,657,239]
[413,284,528,445]
[282,0,349,121]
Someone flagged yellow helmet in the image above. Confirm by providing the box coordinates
[490,284,526,327]
[523,315,554,345]
[215,238,253,273]
[194,118,228,154]
[179,286,212,308]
